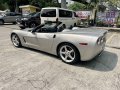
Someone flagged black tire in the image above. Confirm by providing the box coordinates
[29,22,36,28]
[62,24,66,29]
[11,34,22,47]
[58,43,80,64]
[0,20,4,25]
[74,23,77,27]
[13,22,16,24]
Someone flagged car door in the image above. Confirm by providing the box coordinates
[59,9,73,28]
[3,13,11,23]
[36,32,55,52]
[4,12,15,23]
[23,31,39,49]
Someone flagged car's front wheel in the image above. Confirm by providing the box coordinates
[58,43,80,64]
[0,20,4,25]
[11,34,22,47]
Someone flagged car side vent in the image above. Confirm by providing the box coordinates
[23,37,26,43]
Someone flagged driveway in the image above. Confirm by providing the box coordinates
[0,25,120,90]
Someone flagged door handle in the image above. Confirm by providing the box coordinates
[53,35,56,38]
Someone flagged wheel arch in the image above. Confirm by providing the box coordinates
[0,19,4,23]
[11,33,21,42]
[11,32,22,47]
[11,33,17,38]
[56,42,81,60]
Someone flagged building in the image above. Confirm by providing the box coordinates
[19,5,40,15]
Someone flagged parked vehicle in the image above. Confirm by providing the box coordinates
[40,7,80,28]
[0,12,21,25]
[11,21,107,64]
[16,12,41,29]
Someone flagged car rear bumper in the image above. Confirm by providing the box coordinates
[80,43,105,61]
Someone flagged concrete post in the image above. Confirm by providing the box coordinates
[61,0,67,9]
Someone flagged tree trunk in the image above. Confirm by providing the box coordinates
[56,0,60,7]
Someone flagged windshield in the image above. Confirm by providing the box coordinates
[41,23,56,28]
[33,12,40,17]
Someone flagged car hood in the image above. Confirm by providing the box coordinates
[61,28,108,37]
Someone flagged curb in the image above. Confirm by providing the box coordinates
[108,29,120,32]
[93,27,120,32]
[106,45,120,49]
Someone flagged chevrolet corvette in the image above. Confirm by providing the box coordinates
[11,21,107,64]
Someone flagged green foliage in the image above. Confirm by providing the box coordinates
[0,0,58,11]
[106,0,120,7]
[68,2,86,11]
[68,1,97,11]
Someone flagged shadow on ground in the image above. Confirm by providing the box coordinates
[0,24,19,29]
[22,47,59,59]
[22,47,118,72]
[76,51,118,72]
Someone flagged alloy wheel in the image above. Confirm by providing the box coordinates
[12,34,20,47]
[59,45,75,63]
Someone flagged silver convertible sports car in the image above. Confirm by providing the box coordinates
[11,21,107,64]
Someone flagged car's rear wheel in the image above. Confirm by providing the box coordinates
[11,34,21,47]
[0,20,4,25]
[58,43,80,64]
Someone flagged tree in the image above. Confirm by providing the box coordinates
[106,0,120,7]
[68,2,86,11]
[0,4,6,10]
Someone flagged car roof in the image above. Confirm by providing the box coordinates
[42,7,73,12]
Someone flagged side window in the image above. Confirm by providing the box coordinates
[59,10,72,17]
[41,9,56,17]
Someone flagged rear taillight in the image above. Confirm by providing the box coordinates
[79,43,88,45]
[97,36,106,45]
[97,38,101,45]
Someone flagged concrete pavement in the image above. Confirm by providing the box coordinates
[92,26,120,32]
[0,25,120,90]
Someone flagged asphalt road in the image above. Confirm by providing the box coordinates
[0,25,120,90]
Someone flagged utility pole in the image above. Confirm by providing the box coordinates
[15,0,18,13]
